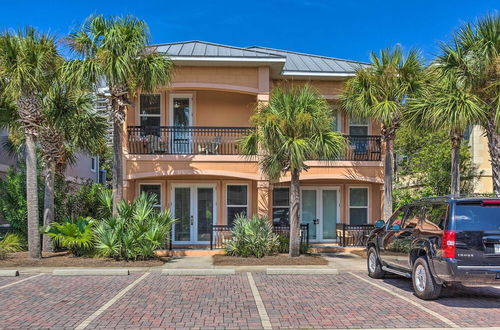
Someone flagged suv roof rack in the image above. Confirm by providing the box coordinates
[418,194,500,202]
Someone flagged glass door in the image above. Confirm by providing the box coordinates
[172,185,216,244]
[170,95,192,154]
[300,187,340,242]
[322,189,338,240]
[301,189,318,241]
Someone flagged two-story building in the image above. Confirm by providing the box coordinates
[123,41,384,247]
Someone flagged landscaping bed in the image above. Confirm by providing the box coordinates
[0,252,168,267]
[213,254,328,266]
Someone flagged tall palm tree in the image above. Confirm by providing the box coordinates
[0,28,60,258]
[39,80,108,251]
[407,68,486,196]
[240,85,346,257]
[437,14,500,194]
[341,46,424,220]
[64,15,173,213]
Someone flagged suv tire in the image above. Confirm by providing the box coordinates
[412,257,442,300]
[367,247,385,278]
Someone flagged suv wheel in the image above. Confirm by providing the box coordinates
[367,247,385,278]
[412,257,442,300]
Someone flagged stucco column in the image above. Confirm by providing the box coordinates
[256,180,271,220]
[123,180,131,202]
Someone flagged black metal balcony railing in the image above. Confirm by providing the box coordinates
[127,126,382,161]
[127,126,254,155]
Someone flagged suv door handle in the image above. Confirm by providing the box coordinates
[190,216,194,226]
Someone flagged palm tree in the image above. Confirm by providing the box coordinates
[0,28,60,258]
[39,80,108,251]
[240,85,346,257]
[407,68,486,196]
[64,15,173,213]
[341,46,424,220]
[437,14,500,194]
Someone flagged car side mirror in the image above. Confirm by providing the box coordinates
[390,224,401,231]
[374,220,385,228]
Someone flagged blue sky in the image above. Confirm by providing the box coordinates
[0,1,497,62]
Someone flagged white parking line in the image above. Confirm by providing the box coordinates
[75,272,150,330]
[0,273,43,290]
[247,272,272,330]
[349,272,460,328]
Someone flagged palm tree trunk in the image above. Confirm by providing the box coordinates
[42,160,56,252]
[484,117,500,195]
[112,118,123,215]
[26,133,41,259]
[383,137,394,220]
[289,169,301,257]
[450,132,462,197]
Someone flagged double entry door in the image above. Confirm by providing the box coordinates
[300,187,340,242]
[171,184,216,244]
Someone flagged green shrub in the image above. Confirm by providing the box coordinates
[276,234,310,254]
[44,217,95,256]
[0,233,23,259]
[0,166,44,238]
[224,215,279,258]
[94,193,175,261]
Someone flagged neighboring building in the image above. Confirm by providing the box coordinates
[123,41,384,246]
[0,129,101,183]
[468,126,494,194]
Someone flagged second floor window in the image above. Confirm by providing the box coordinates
[140,94,161,127]
[349,117,369,136]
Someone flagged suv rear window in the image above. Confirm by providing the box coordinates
[453,202,500,231]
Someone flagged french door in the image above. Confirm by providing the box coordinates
[171,184,216,244]
[170,94,193,154]
[300,187,340,242]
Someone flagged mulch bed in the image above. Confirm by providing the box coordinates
[0,251,168,267]
[213,254,328,266]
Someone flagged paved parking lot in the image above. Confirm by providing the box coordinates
[0,272,499,329]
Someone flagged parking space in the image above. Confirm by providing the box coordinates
[0,274,141,328]
[0,271,498,329]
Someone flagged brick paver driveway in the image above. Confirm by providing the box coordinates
[0,272,499,329]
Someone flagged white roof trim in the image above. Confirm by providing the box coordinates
[282,71,356,77]
[169,56,286,63]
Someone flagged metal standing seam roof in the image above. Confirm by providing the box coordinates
[247,46,369,74]
[149,41,369,74]
[150,41,285,59]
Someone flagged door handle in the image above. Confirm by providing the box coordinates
[313,219,319,225]
[190,216,194,226]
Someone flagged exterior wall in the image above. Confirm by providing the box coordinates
[123,63,386,241]
[131,176,382,227]
[469,125,493,193]
[64,153,99,183]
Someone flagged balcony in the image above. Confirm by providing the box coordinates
[127,126,382,161]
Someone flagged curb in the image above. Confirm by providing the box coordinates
[162,268,235,276]
[52,268,130,276]
[266,268,339,275]
[0,270,19,277]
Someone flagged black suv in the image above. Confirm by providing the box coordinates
[366,196,500,299]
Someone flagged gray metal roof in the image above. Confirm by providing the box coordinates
[151,41,285,59]
[150,41,368,76]
[247,46,369,74]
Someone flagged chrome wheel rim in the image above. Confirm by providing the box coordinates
[368,252,377,273]
[415,264,426,292]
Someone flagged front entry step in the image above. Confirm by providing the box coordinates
[156,249,225,257]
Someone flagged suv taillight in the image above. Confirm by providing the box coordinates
[441,230,456,258]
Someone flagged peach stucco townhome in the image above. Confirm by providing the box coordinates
[122,41,384,246]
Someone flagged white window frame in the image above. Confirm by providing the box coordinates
[226,184,249,225]
[90,156,96,173]
[139,93,162,127]
[331,107,343,132]
[272,187,290,225]
[169,93,193,126]
[348,116,370,135]
[139,183,163,210]
[348,186,370,225]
